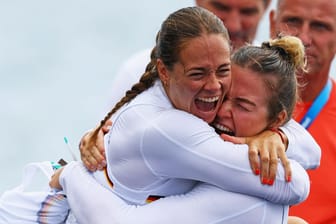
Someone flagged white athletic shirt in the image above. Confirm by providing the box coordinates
[95,80,319,205]
[59,81,320,224]
[61,162,290,224]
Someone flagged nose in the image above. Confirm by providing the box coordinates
[222,11,242,33]
[204,72,222,92]
[297,23,312,47]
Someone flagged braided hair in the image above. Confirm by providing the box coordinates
[88,6,230,145]
[231,35,306,124]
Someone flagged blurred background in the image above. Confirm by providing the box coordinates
[1,0,333,193]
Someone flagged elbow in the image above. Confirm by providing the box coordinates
[267,161,310,205]
[286,162,310,205]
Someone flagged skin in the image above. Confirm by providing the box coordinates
[79,35,289,182]
[213,64,289,184]
[213,64,284,137]
[270,0,336,102]
[158,34,231,123]
[196,0,270,50]
[51,63,290,189]
[270,1,336,223]
[79,46,291,181]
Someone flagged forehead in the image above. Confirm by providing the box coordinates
[204,0,265,8]
[178,34,231,68]
[278,0,336,22]
[230,65,269,102]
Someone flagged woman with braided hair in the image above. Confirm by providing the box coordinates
[0,6,319,224]
[49,34,318,224]
[48,4,319,221]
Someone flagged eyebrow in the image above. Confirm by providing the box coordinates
[234,97,257,107]
[187,63,231,72]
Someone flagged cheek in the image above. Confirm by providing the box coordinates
[221,77,232,95]
[324,39,336,55]
[234,112,268,137]
[242,16,261,29]
[170,81,198,108]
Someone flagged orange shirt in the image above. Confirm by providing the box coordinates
[289,79,336,224]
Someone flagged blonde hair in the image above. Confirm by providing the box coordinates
[232,35,306,123]
[269,35,306,72]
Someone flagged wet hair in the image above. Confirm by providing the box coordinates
[89,6,230,142]
[231,35,306,124]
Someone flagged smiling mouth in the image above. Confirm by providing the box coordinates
[213,123,235,136]
[195,96,220,112]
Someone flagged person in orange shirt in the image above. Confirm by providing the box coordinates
[270,0,336,223]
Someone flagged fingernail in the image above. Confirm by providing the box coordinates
[102,160,107,166]
[262,178,268,184]
[97,165,103,170]
[286,176,291,182]
[268,179,274,185]
[254,169,260,175]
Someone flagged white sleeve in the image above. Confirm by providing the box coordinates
[141,111,310,205]
[59,162,130,224]
[60,162,288,224]
[280,119,321,169]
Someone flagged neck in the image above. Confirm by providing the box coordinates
[298,71,330,102]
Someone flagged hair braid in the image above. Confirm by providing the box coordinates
[89,46,159,142]
[87,6,230,146]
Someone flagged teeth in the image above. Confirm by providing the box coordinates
[213,123,232,132]
[197,96,219,103]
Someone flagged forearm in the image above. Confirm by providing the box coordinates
[59,162,126,224]
[143,129,310,205]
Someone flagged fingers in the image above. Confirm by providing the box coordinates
[49,167,64,190]
[102,120,112,134]
[79,129,107,172]
[279,150,292,182]
[220,134,246,144]
[81,144,106,172]
[246,131,281,185]
[248,145,260,176]
[96,128,107,156]
[259,146,272,185]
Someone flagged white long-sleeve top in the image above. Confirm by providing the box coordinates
[95,80,320,205]
[60,80,320,224]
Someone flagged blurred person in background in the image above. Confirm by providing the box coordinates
[269,0,336,223]
[107,0,272,108]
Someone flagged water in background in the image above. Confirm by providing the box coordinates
[0,0,335,193]
[0,0,194,193]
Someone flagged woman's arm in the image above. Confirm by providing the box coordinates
[280,119,321,169]
[137,111,310,205]
[56,162,288,224]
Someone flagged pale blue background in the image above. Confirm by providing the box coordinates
[0,0,334,193]
[0,0,194,193]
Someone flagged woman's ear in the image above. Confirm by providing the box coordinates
[270,110,288,129]
[157,59,169,86]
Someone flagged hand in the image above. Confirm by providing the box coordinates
[80,120,112,171]
[49,167,64,190]
[221,130,291,185]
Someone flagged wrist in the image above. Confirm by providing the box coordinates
[270,128,288,150]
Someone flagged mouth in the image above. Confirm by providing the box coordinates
[195,96,220,112]
[213,123,235,136]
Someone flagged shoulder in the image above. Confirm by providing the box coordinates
[145,109,215,142]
